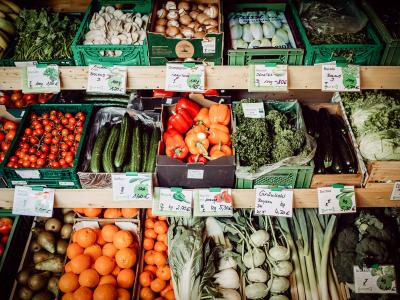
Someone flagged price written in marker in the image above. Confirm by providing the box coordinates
[241,102,265,119]
[13,186,55,217]
[354,265,397,294]
[255,188,293,217]
[318,185,356,215]
[249,64,288,92]
[87,65,127,94]
[111,173,152,201]
[165,63,205,92]
[23,65,60,93]
[390,182,400,200]
[152,187,192,217]
[321,64,360,92]
[194,188,233,217]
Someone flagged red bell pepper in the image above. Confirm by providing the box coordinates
[168,109,193,134]
[153,89,175,97]
[163,128,182,142]
[165,135,189,160]
[203,89,219,96]
[187,154,207,163]
[176,98,200,118]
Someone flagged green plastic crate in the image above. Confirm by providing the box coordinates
[289,0,383,65]
[71,0,151,66]
[227,2,304,66]
[1,104,94,189]
[361,0,400,65]
[0,210,20,273]
[149,57,223,66]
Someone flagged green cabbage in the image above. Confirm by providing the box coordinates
[359,130,400,161]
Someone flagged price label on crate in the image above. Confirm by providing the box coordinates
[152,187,192,217]
[22,65,60,93]
[111,173,152,201]
[318,184,356,214]
[354,265,397,294]
[87,65,127,94]
[321,63,360,92]
[241,102,265,118]
[390,182,400,200]
[165,63,205,92]
[202,37,216,54]
[193,188,233,217]
[248,64,288,92]
[255,188,293,217]
[12,186,54,217]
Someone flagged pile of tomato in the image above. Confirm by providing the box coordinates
[6,110,86,169]
[0,91,53,108]
[0,217,13,256]
[0,119,18,163]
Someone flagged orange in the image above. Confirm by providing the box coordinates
[144,229,157,239]
[99,274,117,286]
[101,224,119,242]
[94,255,115,275]
[150,278,166,293]
[112,265,121,276]
[104,208,122,218]
[140,287,156,300]
[145,218,155,229]
[64,261,73,273]
[117,288,131,300]
[84,244,102,262]
[160,285,173,297]
[146,208,154,218]
[75,228,97,248]
[70,254,91,274]
[157,216,167,221]
[143,238,155,250]
[102,243,118,258]
[156,265,171,281]
[115,247,137,269]
[71,231,77,243]
[144,265,157,275]
[154,241,167,252]
[61,293,74,300]
[154,220,168,235]
[152,251,167,267]
[72,286,93,300]
[165,290,175,300]
[94,228,106,246]
[144,250,156,265]
[117,268,135,289]
[78,268,100,288]
[113,230,134,249]
[66,243,84,260]
[157,233,168,245]
[74,208,85,214]
[59,272,79,293]
[139,271,154,287]
[121,208,139,218]
[83,208,102,217]
[93,284,118,300]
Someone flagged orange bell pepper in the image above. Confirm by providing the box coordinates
[209,101,230,125]
[194,108,211,127]
[208,127,231,145]
[209,123,229,133]
[185,132,209,155]
[186,124,207,136]
[210,144,232,156]
[210,150,225,160]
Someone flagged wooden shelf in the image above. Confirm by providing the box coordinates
[0,184,397,209]
[1,66,400,90]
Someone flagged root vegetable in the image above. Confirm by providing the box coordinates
[272,260,293,277]
[250,230,270,247]
[247,268,269,283]
[269,276,290,294]
[213,268,240,289]
[245,282,268,299]
[268,246,290,261]
[243,248,266,268]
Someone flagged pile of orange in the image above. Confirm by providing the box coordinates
[139,209,175,300]
[73,208,139,219]
[59,224,138,300]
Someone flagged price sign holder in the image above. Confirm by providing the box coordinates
[255,187,293,217]
[390,182,400,200]
[152,187,192,217]
[165,62,205,92]
[318,184,356,214]
[111,172,152,201]
[193,188,233,217]
[248,63,288,92]
[241,102,265,119]
[87,65,127,95]
[321,62,360,92]
[354,265,397,294]
[13,186,54,217]
[22,64,60,93]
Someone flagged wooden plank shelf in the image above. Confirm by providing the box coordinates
[0,184,397,209]
[1,66,400,90]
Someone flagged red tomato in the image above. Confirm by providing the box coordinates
[10,91,22,102]
[5,130,15,141]
[3,121,17,131]
[1,141,9,152]
[0,218,12,236]
[0,94,10,105]
[0,132,4,142]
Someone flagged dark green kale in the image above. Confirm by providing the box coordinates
[355,237,390,267]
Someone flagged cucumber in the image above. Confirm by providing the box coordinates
[318,109,333,168]
[89,123,111,173]
[140,126,151,172]
[102,124,121,173]
[144,127,160,173]
[126,119,141,172]
[114,113,131,168]
[314,137,325,174]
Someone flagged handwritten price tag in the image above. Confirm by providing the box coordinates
[111,173,152,201]
[241,102,265,119]
[12,186,54,217]
[165,63,205,92]
[87,65,127,94]
[354,265,397,294]
[152,187,192,217]
[390,182,400,200]
[322,64,360,92]
[22,65,60,93]
[194,188,233,217]
[318,185,356,215]
[255,188,293,217]
[249,64,288,92]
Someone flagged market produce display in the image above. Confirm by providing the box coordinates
[0,216,13,257]
[0,0,20,58]
[0,117,17,162]
[0,90,53,108]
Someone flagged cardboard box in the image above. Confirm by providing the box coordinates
[156,94,235,188]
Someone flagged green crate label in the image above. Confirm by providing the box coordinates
[193,188,233,217]
[390,182,400,200]
[152,46,173,56]
[15,61,37,67]
[354,265,397,294]
[152,187,192,217]
[202,37,216,54]
[15,170,40,179]
[255,188,293,217]
[248,64,288,92]
[12,185,54,217]
[87,65,127,95]
[175,40,195,58]
[111,173,152,201]
[317,186,356,214]
[165,63,205,92]
[22,65,60,93]
[321,64,360,92]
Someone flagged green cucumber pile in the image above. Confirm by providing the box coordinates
[90,113,160,173]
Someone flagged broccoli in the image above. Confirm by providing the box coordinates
[333,252,356,283]
[335,227,358,253]
[355,237,390,267]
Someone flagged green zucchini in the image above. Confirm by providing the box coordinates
[314,136,325,174]
[318,109,333,168]
[114,113,131,168]
[140,126,151,172]
[89,123,111,173]
[102,124,121,173]
[126,119,141,172]
[144,127,160,173]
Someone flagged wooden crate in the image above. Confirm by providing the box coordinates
[366,161,400,186]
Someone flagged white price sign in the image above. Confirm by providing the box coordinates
[194,188,233,217]
[318,185,356,214]
[152,187,192,217]
[111,173,152,201]
[13,186,54,217]
[390,182,400,200]
[354,265,397,294]
[23,65,60,93]
[321,63,360,92]
[249,64,288,92]
[255,188,293,217]
[165,63,205,92]
[202,37,216,54]
[87,65,127,94]
[241,102,265,119]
